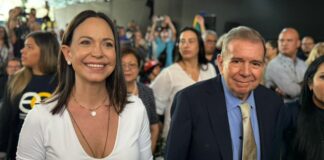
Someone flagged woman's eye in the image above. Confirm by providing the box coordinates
[104,42,114,48]
[80,40,91,45]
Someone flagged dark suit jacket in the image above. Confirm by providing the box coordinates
[165,76,284,160]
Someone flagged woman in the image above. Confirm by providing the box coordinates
[121,48,159,153]
[265,40,278,64]
[16,10,152,160]
[262,40,278,85]
[0,26,14,74]
[0,31,58,159]
[284,55,324,160]
[305,42,324,65]
[150,27,216,148]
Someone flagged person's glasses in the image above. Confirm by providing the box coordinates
[7,65,21,69]
[122,63,138,70]
[206,39,217,44]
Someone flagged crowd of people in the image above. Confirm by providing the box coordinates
[0,6,323,160]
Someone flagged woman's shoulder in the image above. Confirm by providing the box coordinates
[123,95,146,115]
[126,95,145,107]
[202,63,216,70]
[159,63,179,72]
[23,100,59,129]
[137,82,152,93]
[28,100,58,119]
[201,63,217,76]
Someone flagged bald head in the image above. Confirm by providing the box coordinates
[278,27,300,59]
[280,28,300,39]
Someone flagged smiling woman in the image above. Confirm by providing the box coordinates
[15,10,152,160]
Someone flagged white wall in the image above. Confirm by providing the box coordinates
[54,2,112,30]
[54,0,151,32]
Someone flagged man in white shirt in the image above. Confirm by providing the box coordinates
[265,28,307,106]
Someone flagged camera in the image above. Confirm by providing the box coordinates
[155,16,165,32]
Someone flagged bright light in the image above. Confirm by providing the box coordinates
[0,0,22,21]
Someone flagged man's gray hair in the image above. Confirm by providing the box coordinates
[202,30,218,40]
[221,26,266,57]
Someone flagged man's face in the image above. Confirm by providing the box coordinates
[217,39,265,100]
[204,34,217,55]
[278,29,300,58]
[301,37,315,54]
[6,60,21,76]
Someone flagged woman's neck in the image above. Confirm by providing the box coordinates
[205,54,213,61]
[32,66,44,76]
[268,54,277,62]
[73,81,109,106]
[178,58,200,81]
[180,58,199,69]
[126,81,137,95]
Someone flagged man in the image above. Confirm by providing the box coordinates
[203,30,219,73]
[297,36,315,61]
[265,28,307,105]
[166,26,284,160]
[0,58,22,100]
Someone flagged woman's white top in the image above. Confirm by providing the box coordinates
[16,95,153,160]
[150,63,216,138]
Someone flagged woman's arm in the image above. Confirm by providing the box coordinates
[16,107,46,160]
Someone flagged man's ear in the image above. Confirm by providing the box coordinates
[297,39,301,48]
[216,54,224,75]
[61,45,72,64]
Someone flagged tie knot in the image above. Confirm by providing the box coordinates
[239,102,251,119]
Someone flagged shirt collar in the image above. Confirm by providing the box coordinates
[221,76,256,111]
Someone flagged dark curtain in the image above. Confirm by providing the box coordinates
[146,0,154,19]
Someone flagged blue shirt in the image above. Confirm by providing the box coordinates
[221,77,261,160]
[155,37,174,67]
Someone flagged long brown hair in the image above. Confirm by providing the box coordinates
[50,10,128,115]
[8,31,58,102]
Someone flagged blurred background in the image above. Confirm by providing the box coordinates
[0,0,322,41]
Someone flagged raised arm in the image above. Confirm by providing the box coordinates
[164,16,177,41]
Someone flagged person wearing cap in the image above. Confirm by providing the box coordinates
[140,60,161,84]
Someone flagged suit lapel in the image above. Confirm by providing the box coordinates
[253,87,266,159]
[205,77,233,160]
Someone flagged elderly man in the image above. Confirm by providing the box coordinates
[166,26,284,160]
[203,30,219,73]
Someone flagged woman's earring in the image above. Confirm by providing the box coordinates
[67,60,71,65]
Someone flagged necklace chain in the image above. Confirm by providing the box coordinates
[68,106,111,158]
[72,94,108,117]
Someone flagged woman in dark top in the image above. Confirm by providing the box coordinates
[0,31,58,159]
[284,55,324,160]
[121,47,159,153]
